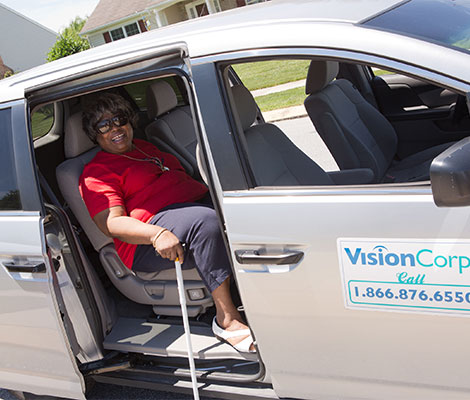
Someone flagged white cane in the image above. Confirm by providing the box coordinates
[174,257,200,400]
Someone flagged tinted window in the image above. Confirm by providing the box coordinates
[363,0,470,54]
[0,108,22,210]
[31,103,54,139]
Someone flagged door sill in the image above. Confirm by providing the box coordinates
[93,367,276,400]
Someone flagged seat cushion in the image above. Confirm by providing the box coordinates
[57,147,113,252]
[305,79,398,181]
[245,123,334,186]
[386,142,455,182]
[146,80,178,119]
[305,60,340,94]
[65,112,95,158]
[145,105,198,176]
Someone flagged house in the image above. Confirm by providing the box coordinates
[0,56,13,78]
[81,0,269,48]
[0,3,57,74]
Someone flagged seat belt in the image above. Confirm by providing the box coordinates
[174,257,200,400]
[37,169,62,207]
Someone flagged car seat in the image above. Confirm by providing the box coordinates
[145,80,200,178]
[56,112,213,317]
[230,84,374,186]
[303,60,453,183]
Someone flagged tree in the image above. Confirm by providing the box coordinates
[47,17,90,62]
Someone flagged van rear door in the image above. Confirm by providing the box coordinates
[0,101,85,399]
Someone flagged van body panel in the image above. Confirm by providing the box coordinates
[0,214,85,399]
[0,102,85,398]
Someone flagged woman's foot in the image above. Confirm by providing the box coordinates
[211,277,256,352]
[212,317,256,353]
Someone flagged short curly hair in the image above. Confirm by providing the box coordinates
[82,92,138,144]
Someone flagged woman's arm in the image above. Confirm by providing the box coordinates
[93,206,184,262]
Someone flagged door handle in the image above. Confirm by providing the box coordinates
[3,262,46,273]
[235,249,303,265]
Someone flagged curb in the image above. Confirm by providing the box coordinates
[263,105,307,123]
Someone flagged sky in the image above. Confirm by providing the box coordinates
[1,0,99,33]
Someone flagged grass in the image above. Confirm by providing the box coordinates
[31,105,54,139]
[374,69,394,76]
[233,60,310,91]
[255,86,307,112]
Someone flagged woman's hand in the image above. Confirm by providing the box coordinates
[93,206,184,262]
[153,230,185,263]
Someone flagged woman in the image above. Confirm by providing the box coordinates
[79,92,254,353]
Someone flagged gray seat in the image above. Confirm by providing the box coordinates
[231,84,374,186]
[56,112,213,317]
[304,60,452,183]
[145,80,199,177]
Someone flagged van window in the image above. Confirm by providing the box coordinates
[124,76,186,111]
[0,108,22,210]
[31,103,54,139]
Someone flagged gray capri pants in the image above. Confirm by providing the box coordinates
[132,201,232,293]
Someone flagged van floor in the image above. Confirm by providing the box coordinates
[105,287,257,362]
[104,317,258,361]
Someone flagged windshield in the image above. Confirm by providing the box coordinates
[362,0,470,54]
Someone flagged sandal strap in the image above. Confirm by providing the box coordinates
[212,317,251,339]
[233,335,255,353]
[218,328,251,339]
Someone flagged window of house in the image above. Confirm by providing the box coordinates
[110,27,125,41]
[108,22,142,42]
[186,0,222,18]
[31,103,55,140]
[124,23,140,37]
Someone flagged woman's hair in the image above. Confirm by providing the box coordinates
[82,92,138,143]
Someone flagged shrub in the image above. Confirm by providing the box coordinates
[47,17,90,62]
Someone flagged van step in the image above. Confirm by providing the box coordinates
[104,317,258,361]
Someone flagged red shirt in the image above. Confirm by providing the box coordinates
[79,139,208,268]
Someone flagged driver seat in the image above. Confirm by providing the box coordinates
[304,60,453,183]
[56,111,213,317]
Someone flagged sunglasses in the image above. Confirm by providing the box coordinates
[95,114,129,134]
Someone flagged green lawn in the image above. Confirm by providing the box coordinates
[233,60,310,91]
[31,105,54,139]
[255,86,307,112]
[374,69,394,76]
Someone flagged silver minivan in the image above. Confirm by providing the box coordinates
[2,0,470,399]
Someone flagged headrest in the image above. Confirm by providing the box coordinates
[305,60,339,94]
[64,112,95,159]
[231,85,258,131]
[146,80,178,120]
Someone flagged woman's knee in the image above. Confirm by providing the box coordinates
[193,207,222,239]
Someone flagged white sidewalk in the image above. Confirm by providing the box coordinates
[251,79,306,97]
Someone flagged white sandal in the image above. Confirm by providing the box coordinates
[212,317,256,353]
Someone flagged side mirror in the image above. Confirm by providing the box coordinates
[430,137,470,207]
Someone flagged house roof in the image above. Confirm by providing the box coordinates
[81,0,169,34]
[0,3,57,35]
